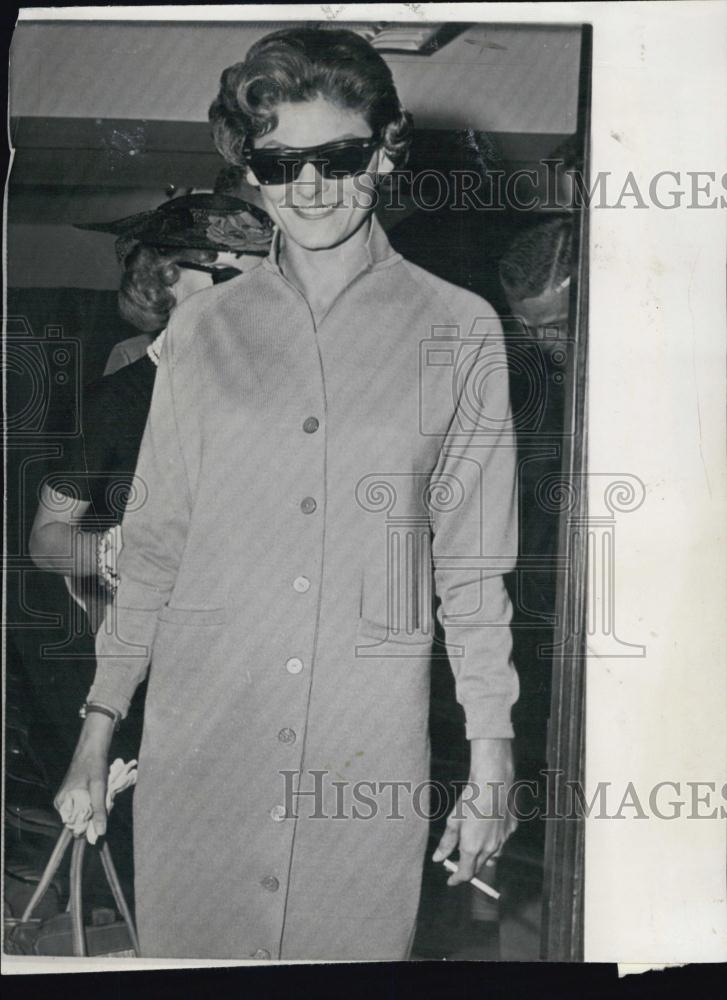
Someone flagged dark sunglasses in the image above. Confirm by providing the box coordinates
[176,261,244,284]
[246,137,379,186]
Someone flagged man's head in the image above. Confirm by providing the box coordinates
[499,219,573,342]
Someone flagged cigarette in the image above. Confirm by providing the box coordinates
[441,858,501,900]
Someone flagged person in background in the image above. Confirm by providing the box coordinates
[30,191,272,622]
[25,191,271,906]
[101,169,267,374]
[28,191,272,743]
[499,217,573,357]
[498,217,573,584]
[498,216,573,841]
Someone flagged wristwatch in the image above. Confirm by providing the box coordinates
[79,702,121,730]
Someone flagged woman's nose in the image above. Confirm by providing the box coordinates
[292,161,326,203]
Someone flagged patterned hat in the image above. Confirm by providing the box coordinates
[74,193,273,262]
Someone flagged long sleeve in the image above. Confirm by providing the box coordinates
[89,330,192,717]
[429,311,519,739]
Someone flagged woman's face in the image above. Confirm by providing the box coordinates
[246,95,393,252]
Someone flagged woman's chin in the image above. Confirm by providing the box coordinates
[277,213,365,252]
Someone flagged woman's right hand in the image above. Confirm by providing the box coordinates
[54,713,115,838]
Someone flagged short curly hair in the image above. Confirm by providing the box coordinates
[118,244,216,333]
[209,26,413,169]
[498,219,573,302]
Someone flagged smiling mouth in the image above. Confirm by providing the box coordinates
[290,203,341,219]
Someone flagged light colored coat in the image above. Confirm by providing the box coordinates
[91,218,519,961]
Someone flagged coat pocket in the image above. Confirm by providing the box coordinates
[144,609,229,735]
[356,614,433,648]
[156,606,227,627]
[357,526,435,648]
[357,564,434,653]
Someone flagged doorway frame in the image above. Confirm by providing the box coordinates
[540,23,592,963]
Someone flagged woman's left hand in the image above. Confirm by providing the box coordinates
[432,737,518,885]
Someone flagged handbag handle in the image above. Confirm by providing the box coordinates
[20,826,72,922]
[19,826,140,957]
[69,837,87,955]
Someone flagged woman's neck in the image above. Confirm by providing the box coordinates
[279,219,372,321]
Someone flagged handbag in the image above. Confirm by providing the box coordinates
[4,826,140,957]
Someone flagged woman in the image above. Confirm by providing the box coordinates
[56,27,519,962]
[30,191,272,631]
[27,194,271,904]
[103,174,270,374]
[29,192,272,766]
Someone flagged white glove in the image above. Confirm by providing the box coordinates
[58,758,137,843]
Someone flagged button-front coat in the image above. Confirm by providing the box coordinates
[91,218,519,961]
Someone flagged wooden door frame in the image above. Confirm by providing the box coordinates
[540,23,592,963]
